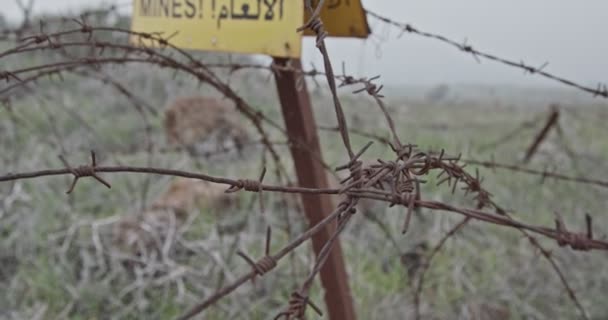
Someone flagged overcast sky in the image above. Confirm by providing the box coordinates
[3,0,607,87]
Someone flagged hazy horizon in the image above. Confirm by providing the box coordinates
[3,0,607,89]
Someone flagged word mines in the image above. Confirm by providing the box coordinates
[137,0,285,28]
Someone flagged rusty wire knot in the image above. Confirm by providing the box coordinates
[348,159,364,184]
[18,21,47,44]
[376,159,400,176]
[227,179,262,192]
[336,141,374,194]
[237,226,276,282]
[394,143,417,160]
[226,167,266,193]
[81,57,100,69]
[409,152,435,176]
[336,199,358,224]
[359,165,376,181]
[156,31,179,48]
[250,255,277,275]
[555,213,594,251]
[593,82,608,98]
[397,179,415,194]
[58,150,111,194]
[404,23,416,33]
[296,15,327,47]
[226,167,266,213]
[138,32,153,40]
[460,39,481,63]
[21,33,50,44]
[557,233,592,251]
[353,75,385,98]
[339,75,357,87]
[274,291,323,320]
[522,61,549,75]
[69,17,94,41]
[337,160,363,194]
[389,191,408,208]
[338,62,357,87]
[0,71,22,83]
[463,168,483,193]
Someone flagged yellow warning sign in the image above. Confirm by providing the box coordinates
[130,0,303,58]
[303,0,370,38]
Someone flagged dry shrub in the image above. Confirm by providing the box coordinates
[111,177,237,263]
[163,96,250,154]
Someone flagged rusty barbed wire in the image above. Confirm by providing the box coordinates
[317,125,608,190]
[177,201,353,320]
[2,4,607,320]
[365,10,608,99]
[0,4,120,41]
[314,66,602,320]
[57,150,111,194]
[318,108,601,320]
[2,153,606,250]
[298,0,355,160]
[0,22,305,193]
[0,24,359,188]
[466,159,608,189]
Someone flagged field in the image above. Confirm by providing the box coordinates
[2,6,608,320]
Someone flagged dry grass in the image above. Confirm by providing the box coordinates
[163,96,251,155]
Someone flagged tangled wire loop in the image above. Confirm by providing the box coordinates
[557,233,592,251]
[226,179,262,192]
[297,16,327,47]
[59,151,111,194]
[555,215,594,251]
[69,165,96,178]
[251,256,277,276]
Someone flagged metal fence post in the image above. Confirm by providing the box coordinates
[272,57,357,320]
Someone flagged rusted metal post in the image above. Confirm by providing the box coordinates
[272,57,357,320]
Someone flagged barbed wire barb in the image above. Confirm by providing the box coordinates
[57,150,111,194]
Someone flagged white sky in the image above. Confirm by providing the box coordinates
[3,0,607,87]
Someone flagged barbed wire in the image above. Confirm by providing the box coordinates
[365,10,608,99]
[465,159,608,189]
[317,125,608,190]
[0,23,367,184]
[1,3,606,320]
[4,5,606,99]
[0,22,337,194]
[1,146,603,318]
[1,150,606,247]
[0,4,121,41]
